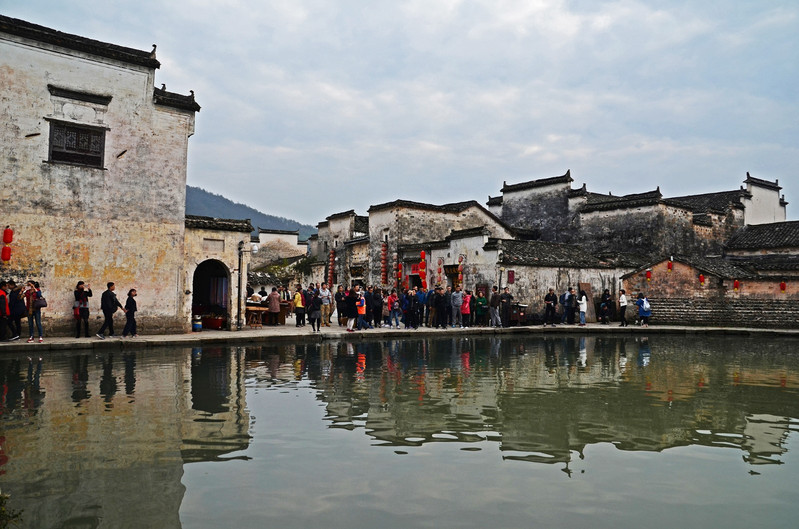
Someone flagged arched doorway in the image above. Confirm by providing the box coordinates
[193,260,231,330]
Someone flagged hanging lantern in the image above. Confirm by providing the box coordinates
[458,255,463,263]
[646,269,652,282]
[420,250,425,260]
[419,269,426,279]
[780,281,787,293]
[458,273,463,281]
[2,226,12,244]
[733,279,740,291]
[699,274,705,286]
[421,279,427,289]
[1,246,10,262]
[667,261,673,272]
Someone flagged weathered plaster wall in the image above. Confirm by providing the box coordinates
[500,184,572,241]
[744,184,786,225]
[0,33,194,335]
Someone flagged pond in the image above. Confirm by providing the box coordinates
[1,334,798,528]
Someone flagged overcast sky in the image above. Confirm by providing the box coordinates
[4,0,797,225]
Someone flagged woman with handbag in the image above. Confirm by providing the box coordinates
[73,281,93,338]
[24,280,45,343]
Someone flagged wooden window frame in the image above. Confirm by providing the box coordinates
[47,119,106,169]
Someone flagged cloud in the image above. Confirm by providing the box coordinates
[4,0,798,224]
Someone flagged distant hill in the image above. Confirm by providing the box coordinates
[186,186,317,240]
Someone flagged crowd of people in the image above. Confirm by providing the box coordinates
[0,279,139,343]
[542,286,652,327]
[271,282,519,333]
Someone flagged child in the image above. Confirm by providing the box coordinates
[122,288,138,337]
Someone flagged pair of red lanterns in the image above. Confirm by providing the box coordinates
[1,226,13,262]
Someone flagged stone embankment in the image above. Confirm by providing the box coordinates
[0,322,796,353]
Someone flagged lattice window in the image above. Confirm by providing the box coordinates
[48,121,105,168]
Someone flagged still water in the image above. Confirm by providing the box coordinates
[1,334,798,528]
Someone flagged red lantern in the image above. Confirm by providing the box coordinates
[458,273,463,281]
[699,274,705,286]
[780,281,787,293]
[458,255,463,263]
[421,279,427,289]
[733,280,740,291]
[419,269,426,279]
[2,226,12,244]
[1,246,10,262]
[646,270,652,282]
[667,261,673,272]
[420,250,425,260]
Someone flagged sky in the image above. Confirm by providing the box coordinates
[3,0,798,225]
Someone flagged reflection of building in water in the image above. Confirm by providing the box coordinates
[310,336,799,471]
[741,414,791,465]
[1,347,250,528]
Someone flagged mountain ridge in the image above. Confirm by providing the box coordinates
[186,185,317,240]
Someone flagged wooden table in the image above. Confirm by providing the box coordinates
[245,306,268,328]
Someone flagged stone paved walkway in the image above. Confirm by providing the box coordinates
[0,320,796,353]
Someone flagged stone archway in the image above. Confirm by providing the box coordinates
[192,259,231,330]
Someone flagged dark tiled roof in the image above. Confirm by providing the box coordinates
[728,255,799,272]
[344,236,369,246]
[622,255,756,280]
[664,189,747,214]
[725,221,799,250]
[316,221,329,228]
[185,215,253,233]
[0,15,161,69]
[500,170,572,193]
[487,195,503,206]
[580,189,663,213]
[258,228,299,235]
[498,239,615,268]
[448,226,491,240]
[153,86,200,112]
[744,172,781,191]
[367,199,476,214]
[326,210,356,221]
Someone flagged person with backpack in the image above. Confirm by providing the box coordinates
[636,293,652,327]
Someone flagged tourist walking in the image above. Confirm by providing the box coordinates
[618,289,629,327]
[577,289,588,326]
[544,287,558,326]
[293,285,306,327]
[308,291,322,332]
[24,280,45,342]
[0,281,9,341]
[565,287,576,325]
[474,290,488,326]
[319,282,333,326]
[6,281,25,340]
[636,293,652,327]
[266,287,281,326]
[451,286,464,328]
[345,287,359,332]
[97,282,125,339]
[460,290,472,327]
[388,289,402,328]
[335,285,347,326]
[73,281,93,338]
[489,286,502,327]
[122,288,138,337]
[499,287,513,327]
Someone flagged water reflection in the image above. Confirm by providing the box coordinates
[285,335,799,471]
[0,335,796,527]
